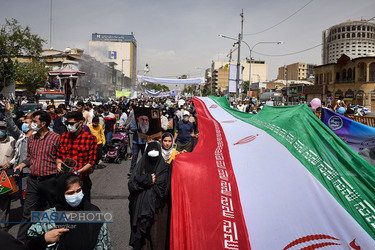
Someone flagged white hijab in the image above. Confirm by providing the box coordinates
[161,133,174,162]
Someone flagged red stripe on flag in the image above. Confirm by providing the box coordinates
[170,97,251,249]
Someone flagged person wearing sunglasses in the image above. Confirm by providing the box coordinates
[56,111,97,203]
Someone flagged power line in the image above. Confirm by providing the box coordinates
[244,0,315,36]
[252,43,322,57]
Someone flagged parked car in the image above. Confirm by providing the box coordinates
[350,105,371,116]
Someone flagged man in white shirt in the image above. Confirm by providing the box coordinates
[118,106,128,127]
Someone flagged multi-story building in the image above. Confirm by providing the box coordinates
[277,62,316,81]
[211,60,268,93]
[89,33,137,84]
[311,54,375,108]
[322,20,375,64]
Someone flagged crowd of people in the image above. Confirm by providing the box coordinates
[0,95,199,249]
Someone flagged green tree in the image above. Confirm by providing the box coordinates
[15,61,51,92]
[202,82,216,96]
[144,82,170,92]
[182,84,199,96]
[242,80,249,91]
[0,18,45,91]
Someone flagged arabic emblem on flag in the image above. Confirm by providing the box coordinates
[283,234,361,250]
[222,120,236,123]
[233,134,258,145]
[328,115,343,131]
[210,104,218,108]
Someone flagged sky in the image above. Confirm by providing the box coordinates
[1,0,375,81]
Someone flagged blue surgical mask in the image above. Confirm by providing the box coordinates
[65,190,84,207]
[21,123,30,133]
[0,130,6,138]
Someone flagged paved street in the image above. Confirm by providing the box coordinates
[8,159,133,250]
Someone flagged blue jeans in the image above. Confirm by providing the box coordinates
[130,143,146,173]
[105,131,113,145]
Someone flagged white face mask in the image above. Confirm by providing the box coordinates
[148,150,159,158]
[65,190,84,207]
[183,116,189,122]
[31,122,40,132]
[67,124,78,133]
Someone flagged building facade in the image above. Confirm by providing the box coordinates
[322,20,375,64]
[211,60,268,93]
[277,62,316,81]
[89,33,137,84]
[313,54,375,109]
[42,49,128,97]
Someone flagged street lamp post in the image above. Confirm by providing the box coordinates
[242,41,284,100]
[218,34,284,100]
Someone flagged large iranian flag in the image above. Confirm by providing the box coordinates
[170,96,375,249]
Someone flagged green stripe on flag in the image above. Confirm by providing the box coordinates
[208,96,375,239]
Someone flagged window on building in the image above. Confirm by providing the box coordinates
[363,33,365,37]
[352,26,355,31]
[352,33,356,38]
[338,27,341,32]
[358,26,361,30]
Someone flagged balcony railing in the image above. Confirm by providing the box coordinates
[334,79,355,84]
[357,77,366,82]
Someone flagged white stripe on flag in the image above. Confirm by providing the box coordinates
[199,97,375,249]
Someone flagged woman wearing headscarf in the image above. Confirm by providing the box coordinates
[160,132,184,164]
[26,173,112,250]
[128,141,171,250]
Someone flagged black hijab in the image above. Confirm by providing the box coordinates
[55,173,103,250]
[128,142,171,247]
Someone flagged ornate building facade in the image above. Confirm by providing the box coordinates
[313,54,375,109]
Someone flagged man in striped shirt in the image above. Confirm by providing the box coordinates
[14,110,60,243]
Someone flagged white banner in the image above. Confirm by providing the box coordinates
[229,64,242,93]
[137,75,204,85]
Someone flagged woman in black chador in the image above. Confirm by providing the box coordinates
[128,141,171,250]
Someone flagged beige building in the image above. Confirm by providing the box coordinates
[322,20,375,64]
[313,54,375,109]
[277,62,315,81]
[89,33,137,84]
[211,60,268,92]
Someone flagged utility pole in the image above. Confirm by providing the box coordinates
[235,9,244,98]
[50,0,53,49]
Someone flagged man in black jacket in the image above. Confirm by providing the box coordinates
[52,108,67,135]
